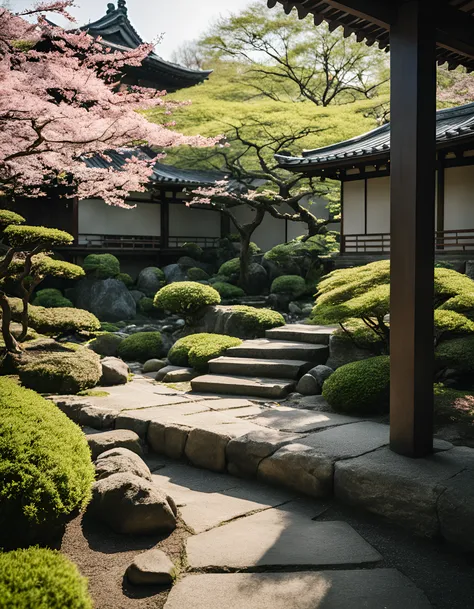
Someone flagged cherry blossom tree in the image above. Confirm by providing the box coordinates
[0,2,219,208]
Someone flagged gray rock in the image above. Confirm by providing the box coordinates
[87,429,143,460]
[246,263,268,295]
[175,318,185,327]
[163,264,187,284]
[126,549,175,586]
[76,278,136,322]
[130,290,146,304]
[147,421,190,459]
[137,267,164,297]
[267,293,292,313]
[308,365,334,391]
[143,358,166,373]
[326,335,374,369]
[301,303,313,315]
[296,374,320,396]
[101,356,129,386]
[88,473,177,535]
[288,302,302,315]
[193,304,278,339]
[156,365,188,382]
[185,428,231,472]
[163,367,197,382]
[95,447,152,482]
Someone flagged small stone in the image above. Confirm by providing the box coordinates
[175,319,185,327]
[288,302,302,315]
[95,447,152,481]
[143,359,166,373]
[296,374,320,396]
[301,303,313,315]
[156,365,187,381]
[307,365,334,390]
[161,325,174,333]
[126,549,175,586]
[87,429,143,460]
[101,356,129,386]
[163,367,197,382]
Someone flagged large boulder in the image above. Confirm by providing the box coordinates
[326,335,374,370]
[76,278,136,322]
[88,473,177,534]
[95,447,152,482]
[101,356,129,386]
[130,289,146,304]
[192,305,284,339]
[87,429,143,460]
[162,264,188,284]
[137,267,165,297]
[246,263,269,295]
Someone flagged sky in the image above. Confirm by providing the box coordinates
[9,0,254,59]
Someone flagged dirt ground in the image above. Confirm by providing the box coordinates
[61,514,190,609]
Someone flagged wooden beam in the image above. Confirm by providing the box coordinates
[389,0,436,458]
[436,4,474,62]
[160,191,169,249]
[326,1,396,28]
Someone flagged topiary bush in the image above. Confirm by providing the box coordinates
[25,304,100,335]
[180,242,204,260]
[270,275,306,298]
[187,267,210,281]
[0,377,94,548]
[168,333,242,372]
[83,253,120,279]
[154,281,220,319]
[117,331,163,362]
[115,272,134,288]
[32,288,73,308]
[213,281,245,299]
[137,296,156,316]
[88,332,123,357]
[18,348,102,394]
[322,356,390,415]
[435,336,474,376]
[218,258,240,278]
[0,547,93,608]
[230,305,285,338]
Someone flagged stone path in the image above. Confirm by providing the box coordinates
[146,458,432,608]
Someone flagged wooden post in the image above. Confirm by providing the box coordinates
[161,192,169,249]
[220,212,231,238]
[389,0,436,457]
[436,156,445,251]
[72,197,79,245]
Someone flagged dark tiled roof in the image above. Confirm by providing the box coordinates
[268,0,474,73]
[84,148,224,186]
[276,102,474,173]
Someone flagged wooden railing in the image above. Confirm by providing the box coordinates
[342,229,474,254]
[168,235,220,248]
[435,229,474,251]
[78,234,161,249]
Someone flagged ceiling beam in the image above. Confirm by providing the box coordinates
[326,0,397,28]
[435,5,474,61]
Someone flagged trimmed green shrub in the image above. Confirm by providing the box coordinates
[115,272,134,288]
[154,282,220,318]
[137,296,156,316]
[168,333,242,372]
[270,275,306,297]
[18,348,102,394]
[0,209,25,227]
[322,356,390,415]
[0,547,93,608]
[88,332,123,357]
[83,253,120,279]
[117,331,163,362]
[32,288,73,308]
[8,299,100,335]
[436,336,474,376]
[100,322,120,332]
[434,309,474,338]
[333,318,386,353]
[213,281,245,299]
[4,225,73,247]
[439,291,474,320]
[0,377,94,547]
[230,305,285,337]
[180,242,203,259]
[218,258,240,277]
[187,267,210,281]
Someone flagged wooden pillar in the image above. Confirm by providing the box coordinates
[389,0,436,457]
[220,212,231,238]
[161,192,169,249]
[72,197,79,245]
[436,157,445,251]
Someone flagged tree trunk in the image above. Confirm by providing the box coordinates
[18,293,29,342]
[0,293,20,353]
[239,231,251,289]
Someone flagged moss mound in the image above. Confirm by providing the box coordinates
[168,333,242,372]
[117,331,163,363]
[9,299,101,335]
[0,378,94,548]
[187,267,210,281]
[18,348,102,394]
[231,305,285,338]
[322,356,390,415]
[154,282,220,318]
[115,272,134,288]
[32,288,73,308]
[83,253,120,279]
[270,275,306,297]
[137,296,156,316]
[435,336,474,376]
[213,281,245,299]
[88,332,123,357]
[0,548,92,608]
[218,258,240,278]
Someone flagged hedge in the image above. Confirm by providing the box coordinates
[88,332,123,357]
[9,300,101,335]
[0,548,92,608]
[117,331,163,363]
[18,348,102,394]
[218,258,240,277]
[270,275,306,297]
[0,377,94,548]
[212,281,245,299]
[83,253,120,279]
[32,288,73,309]
[4,225,73,247]
[230,305,285,337]
[154,281,220,318]
[168,333,242,372]
[322,356,390,415]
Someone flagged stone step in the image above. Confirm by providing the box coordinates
[265,323,336,345]
[191,374,296,399]
[226,339,329,363]
[208,357,311,380]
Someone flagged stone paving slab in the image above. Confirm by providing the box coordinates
[191,374,296,399]
[204,397,256,411]
[164,570,432,609]
[115,403,211,437]
[438,458,474,551]
[248,406,360,433]
[186,507,382,569]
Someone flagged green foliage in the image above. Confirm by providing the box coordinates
[218,258,240,278]
[115,272,134,287]
[0,209,25,228]
[168,333,242,371]
[0,377,94,547]
[88,332,123,357]
[180,242,204,259]
[100,322,120,332]
[187,267,210,281]
[231,305,285,337]
[322,356,390,415]
[0,548,93,608]
[154,281,221,318]
[435,336,474,375]
[31,255,85,280]
[10,300,101,335]
[265,236,328,267]
[434,267,474,300]
[18,348,102,394]
[439,292,474,320]
[117,331,163,363]
[434,309,474,337]
[333,319,386,353]
[434,384,474,432]
[32,288,73,309]
[4,225,73,247]
[213,281,245,299]
[270,275,306,297]
[83,253,120,279]
[137,296,156,316]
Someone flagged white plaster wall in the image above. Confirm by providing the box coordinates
[169,204,220,237]
[78,199,160,242]
[231,205,286,252]
[366,176,390,234]
[444,166,474,230]
[342,180,365,235]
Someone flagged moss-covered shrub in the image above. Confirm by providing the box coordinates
[18,348,102,394]
[180,242,203,260]
[434,384,474,432]
[230,305,285,338]
[25,305,100,335]
[154,282,220,318]
[332,318,386,353]
[117,331,163,362]
[213,281,245,299]
[5,225,73,247]
[439,291,474,320]
[435,336,474,376]
[115,272,134,288]
[0,547,93,608]
[83,253,120,279]
[168,333,242,372]
[218,258,240,278]
[270,275,306,298]
[32,288,73,308]
[100,322,120,333]
[322,356,390,415]
[434,309,474,338]
[187,267,210,281]
[88,332,123,357]
[0,209,25,227]
[137,296,156,316]
[0,377,94,547]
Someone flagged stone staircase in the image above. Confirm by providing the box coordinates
[191,324,335,399]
